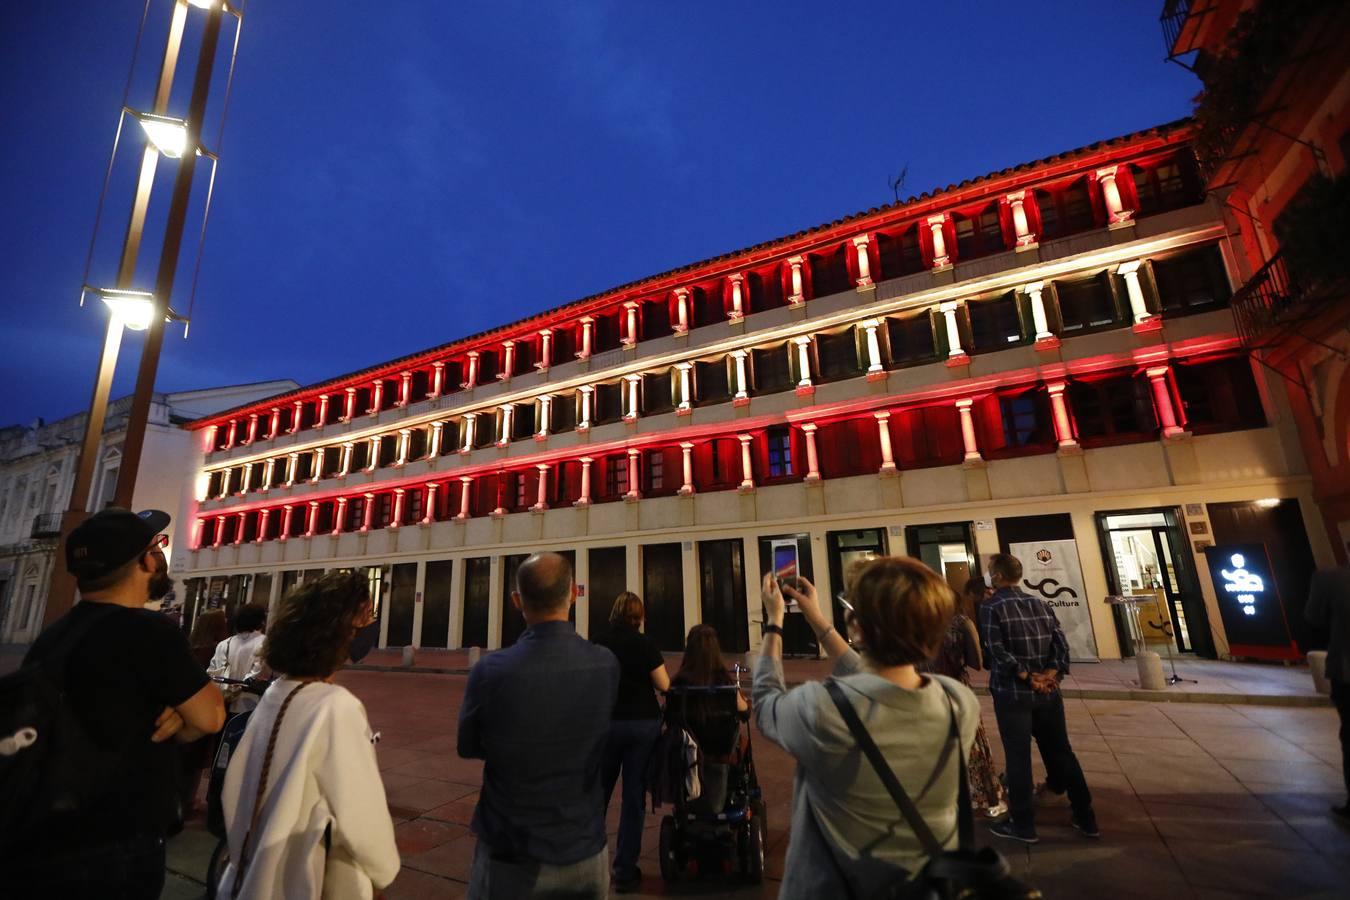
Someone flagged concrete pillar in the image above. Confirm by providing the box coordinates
[428,422,444,458]
[862,320,884,373]
[728,273,744,320]
[623,375,641,421]
[1097,165,1132,225]
[679,442,695,496]
[1007,190,1035,248]
[927,214,950,267]
[1024,282,1053,342]
[623,301,639,347]
[342,389,356,422]
[537,329,553,370]
[1117,261,1152,325]
[787,256,805,305]
[939,301,967,363]
[731,350,750,402]
[578,317,594,359]
[578,386,593,430]
[625,448,641,501]
[256,509,270,543]
[802,423,820,482]
[537,395,552,438]
[956,399,982,463]
[411,559,427,649]
[463,351,480,389]
[461,413,477,453]
[391,489,406,529]
[532,464,549,511]
[738,434,755,491]
[676,363,693,412]
[576,457,593,507]
[793,337,813,389]
[339,443,353,477]
[361,493,375,532]
[876,412,897,473]
[1146,366,1186,438]
[673,289,689,335]
[852,234,873,287]
[423,483,439,525]
[1046,382,1079,450]
[499,341,516,381]
[398,372,412,406]
[430,362,445,398]
[333,499,347,536]
[456,476,472,519]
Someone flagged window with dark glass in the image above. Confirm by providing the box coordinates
[213,427,230,451]
[322,447,341,477]
[645,450,665,493]
[511,341,535,376]
[472,418,495,449]
[298,402,316,430]
[643,371,673,414]
[748,266,785,311]
[1054,273,1120,333]
[512,404,535,440]
[1069,375,1157,443]
[593,311,622,353]
[475,351,499,384]
[692,285,726,327]
[595,382,623,424]
[955,204,1004,261]
[352,441,370,470]
[1175,356,1266,433]
[314,502,334,534]
[288,506,306,537]
[642,298,672,339]
[998,389,1055,450]
[200,517,218,546]
[968,292,1024,352]
[1036,179,1095,240]
[876,226,924,278]
[372,494,392,528]
[514,473,529,510]
[378,435,398,467]
[552,326,576,362]
[890,404,964,468]
[766,427,794,478]
[695,359,730,406]
[346,497,365,531]
[1132,159,1198,216]
[809,245,851,297]
[295,453,315,481]
[263,509,282,540]
[353,388,371,416]
[409,370,430,404]
[815,328,861,383]
[885,312,938,367]
[1152,245,1230,314]
[405,489,423,524]
[752,345,791,394]
[552,396,576,432]
[408,429,428,460]
[439,361,463,394]
[603,455,628,499]
[207,470,223,498]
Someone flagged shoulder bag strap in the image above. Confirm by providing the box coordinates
[824,679,948,859]
[232,681,311,899]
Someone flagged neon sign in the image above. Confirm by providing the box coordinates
[1218,552,1265,616]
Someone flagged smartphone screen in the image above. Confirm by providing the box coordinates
[771,540,800,607]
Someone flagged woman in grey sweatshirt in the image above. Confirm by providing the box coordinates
[754,558,978,899]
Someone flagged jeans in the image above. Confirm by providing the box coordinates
[601,717,661,880]
[9,834,166,899]
[1333,680,1349,800]
[468,841,609,900]
[993,691,1092,831]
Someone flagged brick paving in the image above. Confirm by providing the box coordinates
[157,666,1349,900]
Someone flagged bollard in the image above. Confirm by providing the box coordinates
[401,646,415,669]
[468,646,482,667]
[1308,650,1331,695]
[1136,650,1165,691]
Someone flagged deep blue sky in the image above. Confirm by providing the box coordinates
[0,1,1200,427]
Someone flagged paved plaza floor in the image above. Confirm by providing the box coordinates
[158,666,1349,900]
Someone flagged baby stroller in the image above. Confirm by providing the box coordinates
[653,680,766,884]
[204,676,270,900]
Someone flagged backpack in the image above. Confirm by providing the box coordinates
[644,726,702,810]
[0,604,119,848]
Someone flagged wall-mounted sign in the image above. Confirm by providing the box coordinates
[1188,520,1209,535]
[975,520,994,532]
[1202,543,1299,660]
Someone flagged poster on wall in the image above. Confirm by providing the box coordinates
[1202,543,1300,660]
[1010,540,1099,662]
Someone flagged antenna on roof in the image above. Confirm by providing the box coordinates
[888,164,909,203]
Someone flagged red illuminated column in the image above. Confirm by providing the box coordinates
[397,372,412,407]
[1007,191,1036,248]
[623,376,641,421]
[578,318,594,359]
[463,351,480,389]
[1117,261,1153,326]
[801,423,821,482]
[262,458,276,491]
[192,517,205,549]
[623,301,639,346]
[728,274,744,320]
[731,350,750,403]
[939,302,967,364]
[497,406,514,446]
[245,413,259,444]
[430,362,445,399]
[679,442,695,496]
[235,511,247,545]
[256,509,270,543]
[333,498,347,535]
[369,382,384,415]
[578,386,593,430]
[862,320,884,374]
[787,256,805,305]
[1046,382,1079,450]
[268,407,281,439]
[203,425,218,453]
[537,329,553,370]
[456,476,472,519]
[213,515,226,548]
[492,475,507,516]
[397,429,411,465]
[927,215,951,268]
[305,501,319,537]
[625,448,641,501]
[673,289,690,335]
[317,394,330,425]
[423,483,439,525]
[1146,366,1186,438]
[576,457,593,507]
[339,442,353,477]
[955,399,983,463]
[428,422,444,458]
[1097,166,1132,225]
[532,464,549,511]
[342,388,356,421]
[365,436,379,471]
[853,235,873,287]
[676,363,694,413]
[536,396,552,439]
[225,419,238,448]
[793,337,814,390]
[279,506,294,542]
[361,493,376,532]
[737,434,755,491]
[285,452,299,487]
[499,341,516,381]
[291,401,303,433]
[1024,282,1054,343]
[876,412,897,473]
[390,489,405,529]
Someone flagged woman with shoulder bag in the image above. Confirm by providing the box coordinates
[216,572,399,900]
[754,557,1036,899]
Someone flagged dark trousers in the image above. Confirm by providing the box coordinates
[602,717,661,880]
[993,691,1092,831]
[1333,680,1350,800]
[10,834,166,899]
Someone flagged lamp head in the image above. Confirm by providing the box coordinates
[135,112,189,159]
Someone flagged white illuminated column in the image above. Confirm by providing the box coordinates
[1096,166,1132,225]
[676,363,694,413]
[310,449,323,483]
[737,434,755,491]
[623,301,639,347]
[342,388,356,421]
[279,506,293,542]
[390,489,405,529]
[365,436,380,472]
[305,501,319,538]
[679,442,695,496]
[853,235,873,287]
[927,215,950,268]
[397,372,412,407]
[532,464,550,511]
[240,463,254,494]
[423,483,439,525]
[499,341,516,381]
[262,458,276,491]
[1046,382,1079,450]
[672,289,690,335]
[361,493,375,532]
[333,498,347,535]
[1117,261,1153,326]
[955,399,983,463]
[576,457,593,507]
[578,317,594,359]
[801,423,821,482]
[369,383,383,416]
[235,511,247,545]
[1007,191,1036,248]
[537,329,553,370]
[876,412,897,473]
[203,425,218,454]
[245,413,259,444]
[317,394,330,425]
[787,256,805,305]
[537,395,552,439]
[456,476,473,519]
[285,452,299,487]
[1023,282,1054,343]
[339,442,353,477]
[1146,366,1186,438]
[728,274,744,320]
[461,413,477,453]
[498,405,514,446]
[430,362,445,399]
[428,422,444,458]
[793,337,814,389]
[268,407,281,439]
[463,351,480,389]
[862,320,884,373]
[578,386,593,430]
[731,350,750,403]
[625,449,641,501]
[225,420,237,448]
[257,509,270,543]
[623,376,641,421]
[939,302,967,363]
[396,429,411,465]
[290,401,303,433]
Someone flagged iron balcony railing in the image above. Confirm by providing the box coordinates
[1231,251,1316,348]
[1160,0,1193,57]
[31,512,62,539]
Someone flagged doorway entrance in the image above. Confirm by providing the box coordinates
[826,528,888,631]
[1096,509,1213,658]
[906,523,978,595]
[756,533,816,655]
[700,539,749,653]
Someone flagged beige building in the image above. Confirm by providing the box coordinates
[178,121,1334,662]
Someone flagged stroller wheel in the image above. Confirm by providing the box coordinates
[658,815,679,882]
[205,838,229,900]
[743,809,766,884]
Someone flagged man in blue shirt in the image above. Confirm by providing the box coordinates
[979,553,1097,844]
[458,552,620,898]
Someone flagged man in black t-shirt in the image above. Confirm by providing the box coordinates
[15,508,226,899]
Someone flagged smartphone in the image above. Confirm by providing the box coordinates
[771,540,800,608]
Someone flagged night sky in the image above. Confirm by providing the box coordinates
[0,1,1199,428]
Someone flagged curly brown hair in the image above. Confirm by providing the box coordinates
[848,556,954,667]
[263,571,370,678]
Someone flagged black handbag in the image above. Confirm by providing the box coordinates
[824,679,1040,900]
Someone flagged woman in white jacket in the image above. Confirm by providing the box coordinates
[218,572,400,900]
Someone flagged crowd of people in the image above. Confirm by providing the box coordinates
[7,504,1347,899]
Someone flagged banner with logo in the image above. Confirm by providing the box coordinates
[1010,539,1099,662]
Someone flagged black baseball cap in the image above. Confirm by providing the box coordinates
[66,507,171,580]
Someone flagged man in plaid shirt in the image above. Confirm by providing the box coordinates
[979,553,1098,844]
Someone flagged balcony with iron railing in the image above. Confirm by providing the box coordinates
[1160,0,1193,58]
[1229,250,1344,349]
[31,512,62,539]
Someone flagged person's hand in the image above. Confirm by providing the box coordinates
[781,576,824,627]
[152,706,185,743]
[761,573,786,627]
[1029,672,1058,695]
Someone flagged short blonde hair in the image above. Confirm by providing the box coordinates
[609,591,644,628]
[848,556,954,666]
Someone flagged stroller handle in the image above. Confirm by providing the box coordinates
[211,675,271,696]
